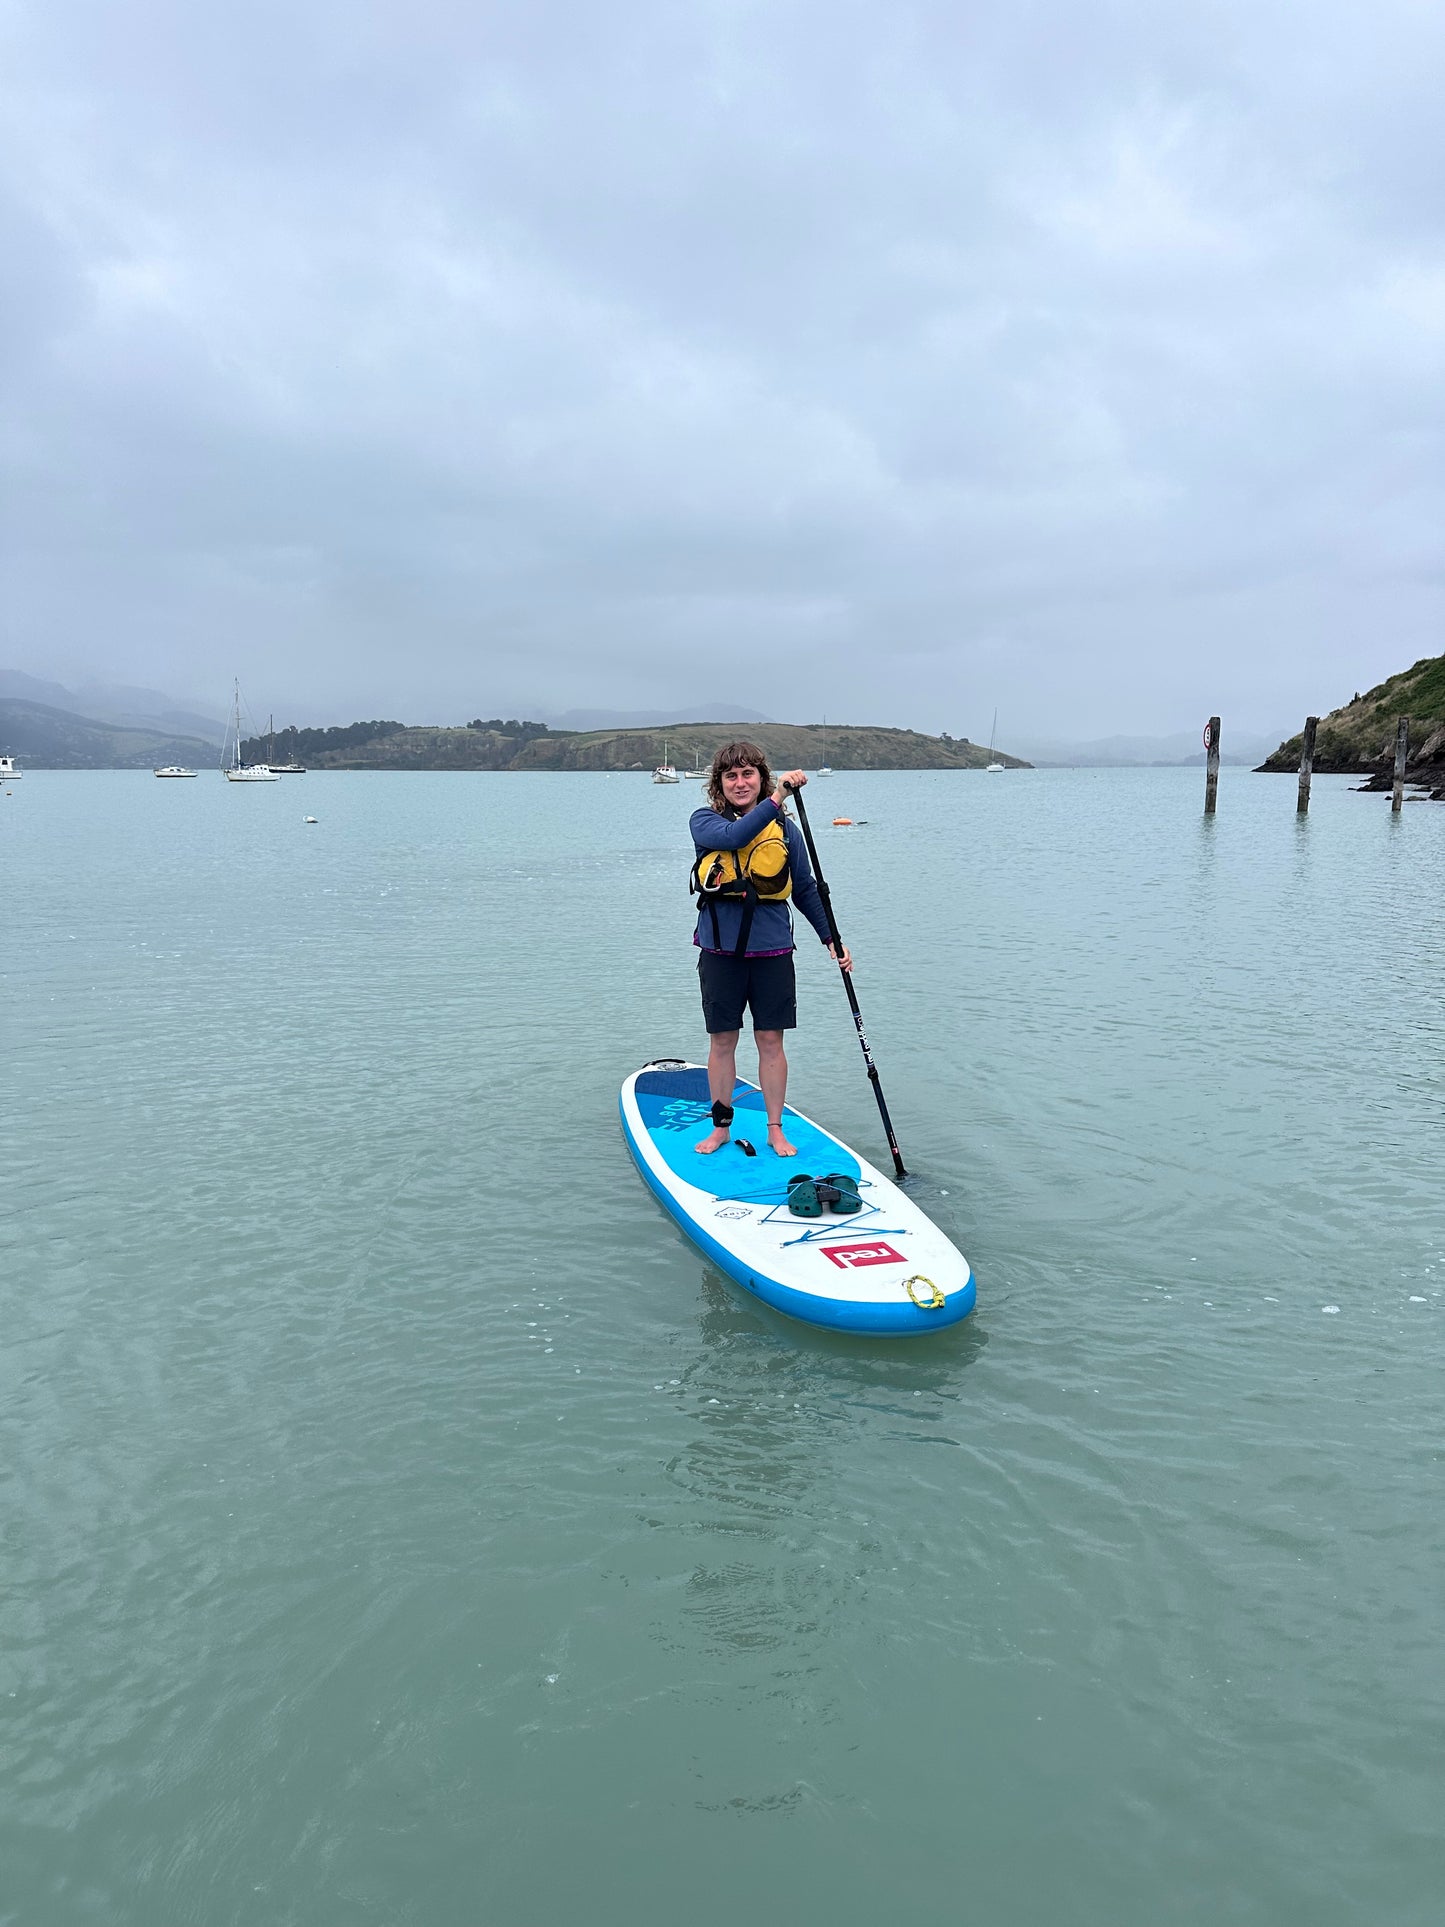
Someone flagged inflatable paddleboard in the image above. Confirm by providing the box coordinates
[620,1061,975,1335]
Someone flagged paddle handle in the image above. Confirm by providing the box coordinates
[784,783,908,1179]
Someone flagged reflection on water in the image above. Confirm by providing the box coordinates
[643,1267,989,1686]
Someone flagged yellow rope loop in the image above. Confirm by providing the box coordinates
[902,1274,945,1311]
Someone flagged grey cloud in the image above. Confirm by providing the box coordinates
[3,0,1442,734]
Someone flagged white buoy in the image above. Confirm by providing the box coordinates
[305,815,317,823]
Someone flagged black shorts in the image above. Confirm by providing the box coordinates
[697,949,797,1033]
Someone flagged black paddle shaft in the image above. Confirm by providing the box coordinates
[783,782,908,1179]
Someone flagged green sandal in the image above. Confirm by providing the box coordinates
[820,1173,862,1213]
[786,1174,822,1217]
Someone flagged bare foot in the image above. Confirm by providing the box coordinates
[694,1126,731,1154]
[767,1124,797,1157]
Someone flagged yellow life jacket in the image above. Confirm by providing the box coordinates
[690,815,792,954]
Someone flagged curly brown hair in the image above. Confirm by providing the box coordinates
[705,740,774,815]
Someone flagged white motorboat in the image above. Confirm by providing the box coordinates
[652,738,680,784]
[0,755,21,781]
[154,766,197,778]
[222,682,279,782]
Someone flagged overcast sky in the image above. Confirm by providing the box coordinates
[3,0,1442,736]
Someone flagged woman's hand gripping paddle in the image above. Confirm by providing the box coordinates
[783,780,908,1179]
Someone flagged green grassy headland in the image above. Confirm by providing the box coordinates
[243,719,1031,772]
[1257,653,1445,779]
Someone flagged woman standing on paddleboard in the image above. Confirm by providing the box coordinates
[689,742,852,1158]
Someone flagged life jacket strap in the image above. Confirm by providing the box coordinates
[703,886,757,957]
[732,885,757,957]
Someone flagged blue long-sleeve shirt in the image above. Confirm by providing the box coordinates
[690,797,833,956]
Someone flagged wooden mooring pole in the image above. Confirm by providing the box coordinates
[1392,716,1409,813]
[1297,716,1319,814]
[1204,717,1221,815]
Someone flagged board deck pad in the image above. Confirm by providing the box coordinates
[620,1062,975,1336]
[631,1067,861,1199]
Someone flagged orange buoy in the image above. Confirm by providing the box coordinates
[832,816,853,826]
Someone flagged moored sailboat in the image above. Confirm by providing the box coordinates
[263,716,306,773]
[222,682,278,782]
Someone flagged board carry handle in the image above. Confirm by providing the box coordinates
[903,1274,945,1310]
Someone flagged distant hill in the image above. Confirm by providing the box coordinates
[1257,654,1445,788]
[0,698,216,770]
[1014,727,1287,768]
[0,675,770,742]
[244,719,1031,772]
[0,670,224,743]
[2,688,1033,772]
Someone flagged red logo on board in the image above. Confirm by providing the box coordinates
[821,1241,905,1270]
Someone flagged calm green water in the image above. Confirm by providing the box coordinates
[4,767,1442,1925]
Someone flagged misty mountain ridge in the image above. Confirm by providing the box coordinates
[0,670,225,743]
[1,668,1291,768]
[1010,727,1289,767]
[0,673,770,742]
[0,697,218,769]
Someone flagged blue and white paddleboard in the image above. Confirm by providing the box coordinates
[620,1061,975,1335]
